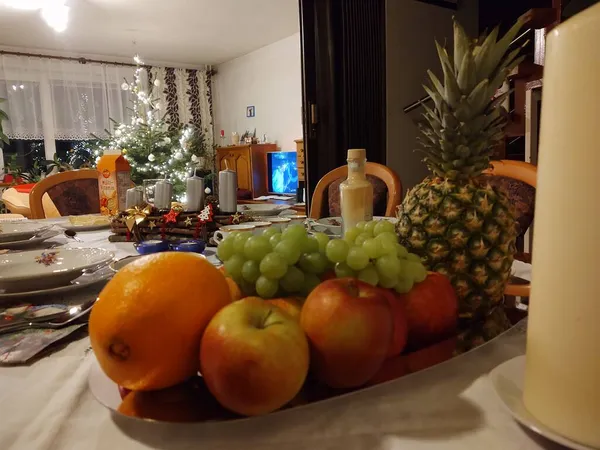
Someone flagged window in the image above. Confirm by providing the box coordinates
[0,55,136,173]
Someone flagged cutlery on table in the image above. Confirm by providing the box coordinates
[64,229,83,242]
[0,298,97,335]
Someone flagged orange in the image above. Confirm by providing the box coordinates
[89,253,231,391]
[266,297,304,321]
[225,277,243,301]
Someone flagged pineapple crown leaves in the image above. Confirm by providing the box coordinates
[417,17,527,181]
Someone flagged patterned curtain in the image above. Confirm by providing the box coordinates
[151,66,215,158]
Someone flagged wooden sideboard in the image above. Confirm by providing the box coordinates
[294,139,305,182]
[216,144,277,197]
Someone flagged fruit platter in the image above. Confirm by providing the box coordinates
[89,219,465,423]
[88,18,526,424]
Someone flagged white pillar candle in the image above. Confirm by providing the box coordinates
[186,176,205,212]
[523,4,600,448]
[125,187,144,210]
[154,180,173,210]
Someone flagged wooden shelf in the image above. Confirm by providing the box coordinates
[508,61,544,81]
[506,119,525,138]
[519,8,559,30]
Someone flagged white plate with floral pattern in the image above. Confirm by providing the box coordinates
[0,222,50,243]
[0,248,114,293]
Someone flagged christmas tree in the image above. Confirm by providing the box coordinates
[91,56,213,199]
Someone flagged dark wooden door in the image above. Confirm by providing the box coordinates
[299,0,386,212]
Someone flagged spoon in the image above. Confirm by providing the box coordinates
[0,298,97,335]
[64,229,83,242]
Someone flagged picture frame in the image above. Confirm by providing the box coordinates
[246,106,255,118]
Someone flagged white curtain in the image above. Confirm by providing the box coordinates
[0,55,136,159]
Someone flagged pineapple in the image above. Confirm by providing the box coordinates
[397,19,526,322]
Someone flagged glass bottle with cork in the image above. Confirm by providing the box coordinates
[340,149,373,236]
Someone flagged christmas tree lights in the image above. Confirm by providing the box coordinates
[91,55,213,199]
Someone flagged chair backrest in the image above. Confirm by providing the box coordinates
[29,169,100,219]
[484,160,537,188]
[484,161,537,299]
[483,160,538,236]
[309,162,402,219]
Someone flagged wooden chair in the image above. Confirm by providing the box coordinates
[29,169,100,219]
[309,162,402,219]
[484,160,537,297]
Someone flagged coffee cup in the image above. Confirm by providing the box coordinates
[251,221,273,235]
[265,217,291,231]
[214,224,256,244]
[286,215,307,226]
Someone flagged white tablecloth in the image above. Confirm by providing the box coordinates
[0,224,550,450]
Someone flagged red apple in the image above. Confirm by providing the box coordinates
[397,272,458,350]
[200,297,310,416]
[300,278,393,388]
[378,288,409,358]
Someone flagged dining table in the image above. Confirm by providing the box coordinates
[0,219,559,450]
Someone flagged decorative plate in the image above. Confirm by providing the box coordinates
[237,204,290,217]
[0,264,113,301]
[0,222,50,243]
[490,356,595,450]
[0,248,114,293]
[0,230,60,250]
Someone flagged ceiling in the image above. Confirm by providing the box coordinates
[0,0,300,67]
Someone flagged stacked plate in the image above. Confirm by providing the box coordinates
[0,222,60,250]
[0,248,115,300]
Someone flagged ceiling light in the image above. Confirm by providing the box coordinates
[41,3,69,33]
[1,0,70,33]
[1,0,45,10]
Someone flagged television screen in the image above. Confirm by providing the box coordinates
[267,151,298,194]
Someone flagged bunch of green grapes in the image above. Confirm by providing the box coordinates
[325,220,427,294]
[217,224,332,299]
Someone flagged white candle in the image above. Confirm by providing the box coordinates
[154,180,173,210]
[186,176,205,212]
[125,187,143,210]
[523,4,600,448]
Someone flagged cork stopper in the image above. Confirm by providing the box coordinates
[347,149,366,160]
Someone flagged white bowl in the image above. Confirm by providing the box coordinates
[310,217,343,235]
[0,248,115,293]
[0,222,50,243]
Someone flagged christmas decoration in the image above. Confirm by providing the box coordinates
[197,203,214,225]
[230,212,244,225]
[109,203,252,244]
[163,209,180,225]
[90,55,214,199]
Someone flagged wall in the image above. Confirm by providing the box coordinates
[386,0,478,192]
[213,33,302,150]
